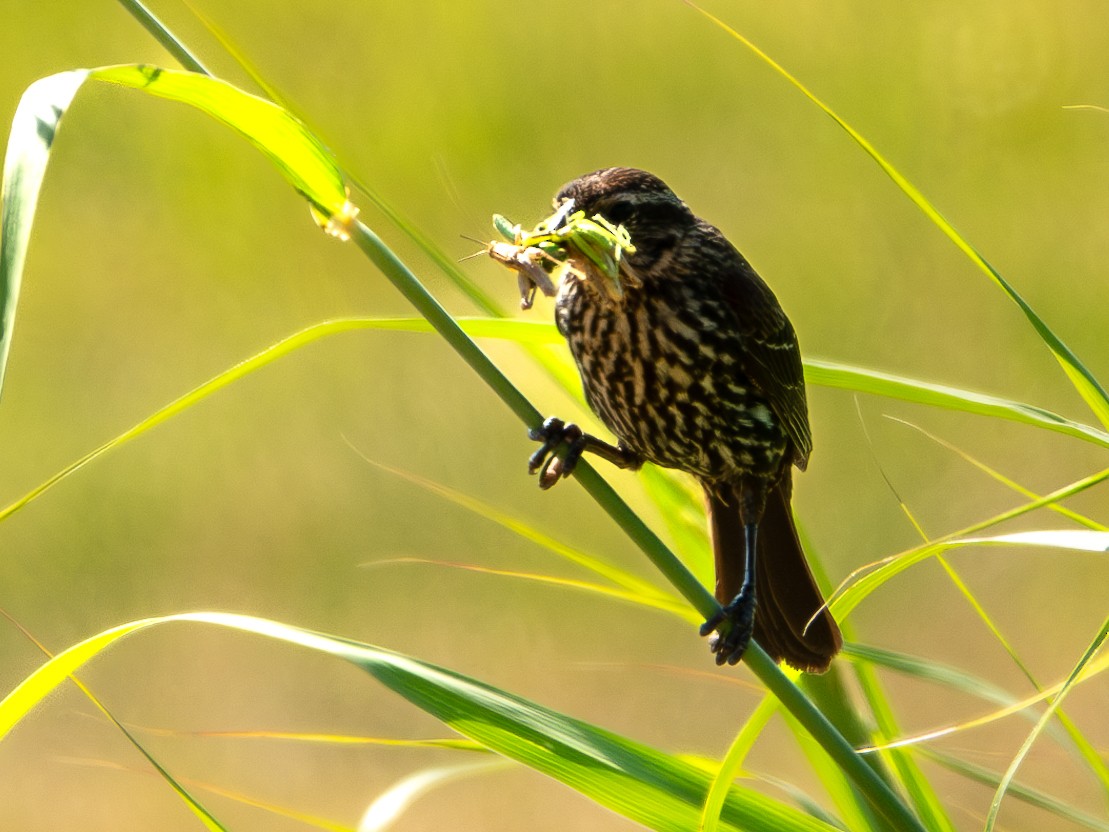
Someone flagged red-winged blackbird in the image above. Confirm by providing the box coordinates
[526,167,841,671]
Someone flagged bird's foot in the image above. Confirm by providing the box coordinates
[528,417,587,489]
[700,588,756,666]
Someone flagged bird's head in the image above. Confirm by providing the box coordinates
[553,167,695,248]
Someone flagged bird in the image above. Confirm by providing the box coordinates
[524,166,841,671]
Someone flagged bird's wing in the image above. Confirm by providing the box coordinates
[700,222,812,468]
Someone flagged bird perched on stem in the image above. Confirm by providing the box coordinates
[522,167,841,671]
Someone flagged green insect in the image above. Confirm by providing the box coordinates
[487,201,638,307]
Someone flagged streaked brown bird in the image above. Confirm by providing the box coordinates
[526,167,841,671]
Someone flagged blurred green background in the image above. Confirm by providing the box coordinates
[1,1,1107,829]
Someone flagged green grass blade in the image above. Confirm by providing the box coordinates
[796,669,898,832]
[89,65,347,217]
[0,71,88,395]
[845,644,1089,745]
[1,613,841,832]
[858,423,1109,795]
[922,749,1109,832]
[831,467,1109,621]
[344,319,1109,448]
[891,418,1106,529]
[850,660,957,832]
[370,558,695,621]
[0,317,549,526]
[0,65,348,399]
[986,615,1109,831]
[0,318,460,524]
[806,360,1109,448]
[356,456,680,605]
[0,611,228,830]
[638,464,713,586]
[686,1,1109,429]
[359,761,511,832]
[700,694,782,832]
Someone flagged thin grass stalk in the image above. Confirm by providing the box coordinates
[348,219,927,832]
[115,0,209,74]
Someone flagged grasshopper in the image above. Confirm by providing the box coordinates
[487,200,639,308]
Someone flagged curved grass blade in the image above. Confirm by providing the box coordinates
[0,66,348,398]
[806,360,1109,448]
[986,615,1109,831]
[889,417,1106,529]
[0,612,841,832]
[131,724,481,751]
[0,71,87,395]
[686,2,1109,429]
[701,694,780,832]
[89,65,347,218]
[64,756,351,831]
[805,542,955,832]
[357,761,511,832]
[353,319,1109,448]
[850,662,956,832]
[350,455,677,605]
[923,748,1109,832]
[860,419,1109,793]
[0,317,549,526]
[863,667,1107,754]
[831,467,1109,621]
[369,557,695,622]
[0,609,227,830]
[844,644,1097,747]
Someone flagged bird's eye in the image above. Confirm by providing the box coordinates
[601,198,635,225]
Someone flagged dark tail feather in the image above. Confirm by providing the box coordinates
[706,475,842,673]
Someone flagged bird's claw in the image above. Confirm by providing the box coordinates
[700,589,756,666]
[528,417,586,489]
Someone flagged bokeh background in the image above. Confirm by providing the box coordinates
[1,1,1107,829]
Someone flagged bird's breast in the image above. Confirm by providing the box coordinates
[554,274,787,481]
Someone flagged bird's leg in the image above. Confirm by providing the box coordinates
[528,416,643,489]
[701,486,763,665]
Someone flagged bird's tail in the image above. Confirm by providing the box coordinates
[706,474,841,672]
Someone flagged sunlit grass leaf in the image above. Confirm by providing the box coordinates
[371,557,695,622]
[357,761,510,832]
[922,748,1109,832]
[686,2,1109,429]
[0,317,549,525]
[889,417,1106,530]
[353,456,678,605]
[639,464,713,586]
[831,467,1109,622]
[362,319,1109,448]
[845,644,1075,745]
[806,359,1109,448]
[131,725,483,750]
[0,71,87,395]
[857,422,1109,793]
[89,65,347,217]
[986,615,1109,831]
[801,612,953,832]
[957,530,1109,552]
[0,65,349,397]
[701,695,779,832]
[0,609,227,830]
[0,612,841,832]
